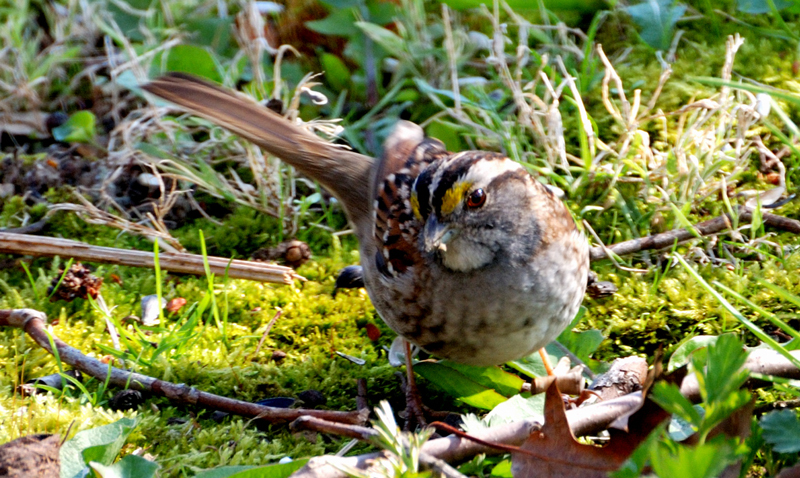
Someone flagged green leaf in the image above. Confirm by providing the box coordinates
[355,21,404,54]
[624,0,687,51]
[318,0,360,8]
[414,362,509,410]
[509,343,562,378]
[52,111,97,144]
[193,461,309,478]
[320,53,350,92]
[163,44,222,83]
[60,417,138,478]
[668,336,717,372]
[700,334,748,405]
[425,120,465,152]
[186,17,236,56]
[650,381,702,428]
[737,0,792,13]
[193,467,258,478]
[306,9,359,36]
[556,328,604,366]
[702,389,752,435]
[760,410,800,453]
[89,454,158,478]
[440,361,525,397]
[228,460,309,478]
[650,439,734,478]
[490,459,513,478]
[367,1,399,25]
[484,394,544,427]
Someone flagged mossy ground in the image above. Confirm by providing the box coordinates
[2,0,800,475]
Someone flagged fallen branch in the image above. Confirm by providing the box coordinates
[589,209,800,262]
[0,232,302,285]
[0,309,367,426]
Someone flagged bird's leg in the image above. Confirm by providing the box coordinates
[402,340,427,429]
[539,348,555,375]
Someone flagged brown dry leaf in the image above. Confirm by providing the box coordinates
[512,380,670,478]
[365,323,381,341]
[166,297,187,314]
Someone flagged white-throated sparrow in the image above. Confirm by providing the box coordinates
[143,73,589,367]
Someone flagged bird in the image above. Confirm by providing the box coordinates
[143,73,590,421]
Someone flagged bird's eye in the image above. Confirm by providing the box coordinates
[466,188,486,209]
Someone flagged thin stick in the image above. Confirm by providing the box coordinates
[589,209,800,262]
[253,309,282,358]
[0,232,302,284]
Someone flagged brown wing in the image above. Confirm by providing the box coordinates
[372,122,448,277]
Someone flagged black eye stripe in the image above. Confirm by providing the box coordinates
[414,167,435,220]
[413,152,509,218]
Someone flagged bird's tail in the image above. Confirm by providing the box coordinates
[142,73,373,227]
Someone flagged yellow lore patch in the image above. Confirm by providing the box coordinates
[441,181,473,216]
[410,192,421,220]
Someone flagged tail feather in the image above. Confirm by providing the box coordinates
[142,73,373,229]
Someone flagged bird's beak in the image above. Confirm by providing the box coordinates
[423,216,458,254]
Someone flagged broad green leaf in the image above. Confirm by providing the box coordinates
[668,335,717,372]
[164,44,222,83]
[367,1,399,25]
[193,461,308,478]
[508,344,560,378]
[426,120,465,152]
[490,459,513,478]
[624,0,687,51]
[414,362,508,410]
[52,111,97,144]
[306,9,359,36]
[186,17,236,56]
[89,454,158,478]
[439,361,524,397]
[737,0,792,13]
[556,328,604,366]
[194,467,257,478]
[60,417,138,478]
[355,22,404,54]
[760,410,800,453]
[228,460,309,478]
[484,394,544,427]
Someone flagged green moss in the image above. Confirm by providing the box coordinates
[585,251,800,360]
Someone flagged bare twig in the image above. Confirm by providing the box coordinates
[0,309,367,426]
[290,416,378,441]
[0,232,302,284]
[589,209,800,262]
[252,309,282,358]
